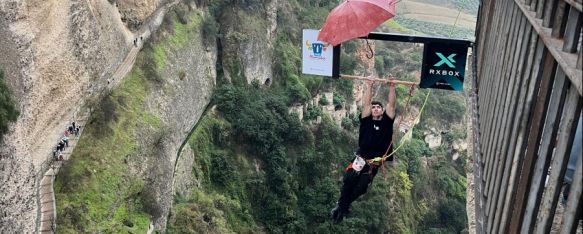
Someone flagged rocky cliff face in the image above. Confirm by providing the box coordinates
[0,0,279,232]
[170,0,280,224]
[220,0,277,86]
[0,0,155,232]
[0,14,33,233]
[116,0,163,31]
[139,21,216,230]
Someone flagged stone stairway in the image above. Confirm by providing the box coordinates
[38,116,88,234]
[36,25,142,234]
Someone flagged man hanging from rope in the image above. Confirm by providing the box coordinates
[331,77,396,224]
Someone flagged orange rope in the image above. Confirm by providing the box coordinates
[385,86,415,176]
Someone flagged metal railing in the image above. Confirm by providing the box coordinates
[472,0,582,233]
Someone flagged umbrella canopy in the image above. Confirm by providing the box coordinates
[317,0,397,46]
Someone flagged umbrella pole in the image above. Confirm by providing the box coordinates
[339,74,418,86]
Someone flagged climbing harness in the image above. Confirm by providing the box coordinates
[352,156,367,172]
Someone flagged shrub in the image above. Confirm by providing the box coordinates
[304,103,322,121]
[340,54,357,73]
[437,199,467,232]
[0,69,19,142]
[140,44,164,85]
[201,14,218,48]
[341,116,353,131]
[90,92,117,137]
[178,69,186,80]
[318,96,328,106]
[299,74,323,96]
[210,151,235,187]
[332,93,345,106]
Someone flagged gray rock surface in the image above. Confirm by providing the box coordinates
[142,28,216,229]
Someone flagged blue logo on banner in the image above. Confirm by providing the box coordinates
[312,43,323,56]
[306,40,329,60]
[420,43,468,91]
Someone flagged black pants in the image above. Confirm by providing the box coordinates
[338,163,379,211]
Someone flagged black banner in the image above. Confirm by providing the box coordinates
[420,42,468,91]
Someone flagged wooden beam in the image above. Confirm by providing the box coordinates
[534,87,582,234]
[500,19,550,233]
[484,1,516,203]
[339,74,418,86]
[507,42,556,234]
[485,4,520,228]
[562,5,582,53]
[559,148,582,234]
[520,69,568,233]
[515,0,583,95]
[564,0,582,12]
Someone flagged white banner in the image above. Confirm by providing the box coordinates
[302,29,334,77]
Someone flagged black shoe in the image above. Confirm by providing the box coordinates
[331,204,340,221]
[334,209,346,224]
[331,203,347,224]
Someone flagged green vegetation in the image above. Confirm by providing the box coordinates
[172,0,470,231]
[453,0,480,15]
[168,113,258,233]
[55,66,155,233]
[169,13,203,48]
[304,103,323,121]
[201,14,219,48]
[0,68,19,142]
[333,93,345,106]
[55,3,207,232]
[171,0,470,232]
[319,95,329,106]
[178,94,468,232]
[274,33,311,104]
[423,89,466,125]
[384,19,415,33]
[57,0,471,233]
[400,0,479,15]
[394,16,475,39]
[152,7,204,73]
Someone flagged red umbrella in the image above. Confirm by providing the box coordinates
[317,0,397,46]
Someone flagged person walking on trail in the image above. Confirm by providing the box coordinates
[331,77,396,224]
